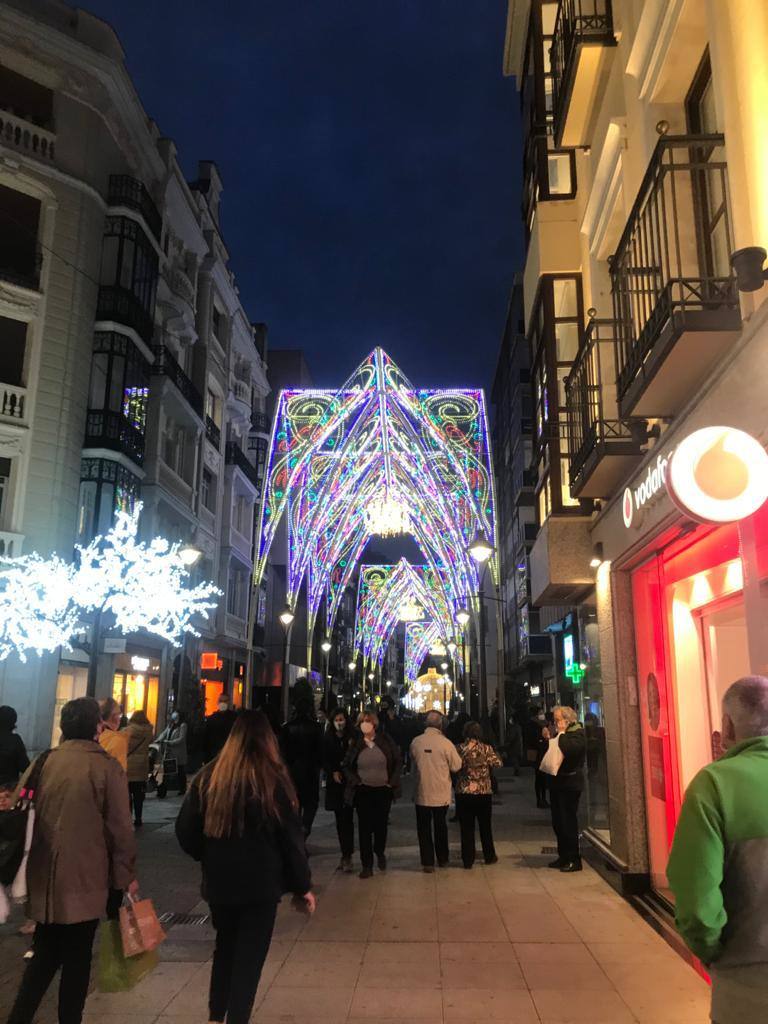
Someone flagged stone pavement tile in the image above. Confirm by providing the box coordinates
[442,987,539,1022]
[587,940,679,965]
[561,909,658,944]
[159,963,211,1015]
[363,958,441,988]
[440,941,519,964]
[83,1016,159,1024]
[347,1019,442,1024]
[600,959,706,991]
[272,957,363,988]
[369,907,439,943]
[499,908,582,944]
[288,939,366,965]
[531,988,638,1023]
[255,984,355,1020]
[84,961,199,1017]
[513,942,595,965]
[440,958,527,989]
[349,986,443,1019]
[520,960,615,990]
[364,941,440,965]
[301,910,373,942]
[437,905,508,943]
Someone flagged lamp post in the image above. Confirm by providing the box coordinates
[321,637,332,710]
[347,660,356,711]
[455,607,471,713]
[440,660,449,715]
[279,604,295,721]
[176,543,202,711]
[468,532,494,722]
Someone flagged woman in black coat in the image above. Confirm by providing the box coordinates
[544,705,586,872]
[176,711,316,1024]
[323,707,355,872]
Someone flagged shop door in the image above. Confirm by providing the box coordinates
[700,599,750,758]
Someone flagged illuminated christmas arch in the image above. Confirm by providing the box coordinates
[255,348,498,655]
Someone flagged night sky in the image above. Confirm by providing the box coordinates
[85,1,522,392]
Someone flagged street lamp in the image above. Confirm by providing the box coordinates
[175,543,202,711]
[467,532,494,721]
[455,608,470,627]
[179,543,203,567]
[321,637,332,709]
[279,605,295,721]
[447,640,457,656]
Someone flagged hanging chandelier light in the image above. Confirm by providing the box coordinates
[365,495,412,537]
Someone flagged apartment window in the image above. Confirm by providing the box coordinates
[227,565,246,619]
[232,493,249,536]
[89,333,150,430]
[205,389,221,427]
[77,458,140,542]
[162,422,186,479]
[0,317,27,386]
[0,65,54,128]
[211,307,222,341]
[202,468,216,512]
[100,216,158,317]
[0,456,10,523]
[0,184,41,290]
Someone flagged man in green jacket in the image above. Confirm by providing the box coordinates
[667,675,768,1023]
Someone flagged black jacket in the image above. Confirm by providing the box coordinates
[204,709,238,763]
[175,772,311,905]
[322,727,353,812]
[280,714,323,796]
[343,730,401,804]
[0,731,29,786]
[550,724,586,792]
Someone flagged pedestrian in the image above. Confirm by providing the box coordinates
[280,686,323,839]
[543,705,585,872]
[176,710,315,1024]
[204,694,238,763]
[455,720,503,868]
[125,710,154,828]
[6,697,137,1024]
[98,697,128,772]
[156,710,188,795]
[667,676,768,1024]
[323,707,355,872]
[410,710,462,872]
[533,709,550,808]
[0,706,29,786]
[506,714,523,776]
[343,709,401,879]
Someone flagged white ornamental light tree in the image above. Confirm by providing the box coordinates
[0,505,220,662]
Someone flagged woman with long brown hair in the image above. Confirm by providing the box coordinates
[176,710,315,1024]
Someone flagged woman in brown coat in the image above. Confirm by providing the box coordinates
[7,697,137,1024]
[125,710,154,828]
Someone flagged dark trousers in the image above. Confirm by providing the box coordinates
[297,784,319,838]
[209,902,278,1024]
[456,794,495,867]
[550,785,581,862]
[355,785,392,869]
[334,806,354,858]
[415,804,449,867]
[177,765,187,795]
[128,780,146,824]
[7,919,99,1024]
[535,769,549,806]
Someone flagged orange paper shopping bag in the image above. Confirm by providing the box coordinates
[119,897,166,958]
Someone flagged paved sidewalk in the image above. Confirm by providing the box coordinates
[1,771,710,1023]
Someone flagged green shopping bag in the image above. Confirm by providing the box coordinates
[97,920,158,992]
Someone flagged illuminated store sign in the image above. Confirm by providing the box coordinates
[622,453,672,529]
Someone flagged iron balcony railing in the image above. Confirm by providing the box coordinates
[250,410,271,434]
[151,343,204,416]
[205,415,221,449]
[97,285,155,345]
[107,175,162,241]
[550,0,615,141]
[611,134,738,405]
[565,318,638,491]
[84,409,146,467]
[225,441,261,490]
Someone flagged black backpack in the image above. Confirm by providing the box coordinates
[0,749,52,886]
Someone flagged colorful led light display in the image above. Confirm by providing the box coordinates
[254,348,498,651]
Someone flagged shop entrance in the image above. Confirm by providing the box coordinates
[113,670,160,727]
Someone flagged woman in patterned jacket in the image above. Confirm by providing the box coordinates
[455,720,502,869]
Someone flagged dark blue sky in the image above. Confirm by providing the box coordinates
[87,1,522,391]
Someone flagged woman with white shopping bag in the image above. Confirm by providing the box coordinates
[539,706,586,872]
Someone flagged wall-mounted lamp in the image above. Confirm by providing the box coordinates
[730,246,768,292]
[589,543,604,569]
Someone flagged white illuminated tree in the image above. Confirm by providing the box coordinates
[0,505,220,662]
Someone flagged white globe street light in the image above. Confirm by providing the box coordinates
[348,660,357,671]
[321,638,332,653]
[279,605,295,628]
[468,532,494,564]
[455,608,470,628]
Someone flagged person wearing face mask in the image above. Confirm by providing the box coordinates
[323,708,355,871]
[155,710,189,795]
[532,709,550,809]
[98,697,129,772]
[204,695,238,763]
[343,710,401,878]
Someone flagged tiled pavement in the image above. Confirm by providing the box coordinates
[0,770,710,1023]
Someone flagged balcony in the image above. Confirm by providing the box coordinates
[205,415,221,449]
[521,633,553,661]
[107,175,162,241]
[514,468,536,506]
[0,110,55,162]
[611,134,741,419]
[0,531,24,557]
[550,0,616,148]
[84,409,145,467]
[225,441,261,491]
[97,286,155,345]
[0,382,27,424]
[250,411,271,435]
[151,344,203,417]
[565,318,643,498]
[529,515,593,605]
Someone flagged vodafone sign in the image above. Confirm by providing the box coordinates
[667,427,768,524]
[622,427,768,529]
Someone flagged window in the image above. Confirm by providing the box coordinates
[227,565,246,618]
[100,217,158,317]
[205,389,221,427]
[77,458,140,542]
[202,468,216,512]
[0,317,27,386]
[211,307,222,340]
[0,65,54,128]
[162,421,186,479]
[0,456,10,523]
[232,494,249,536]
[0,184,41,290]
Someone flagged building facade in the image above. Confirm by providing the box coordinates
[504,0,768,919]
[0,0,269,747]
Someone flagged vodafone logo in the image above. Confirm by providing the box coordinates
[622,487,633,528]
[622,453,671,529]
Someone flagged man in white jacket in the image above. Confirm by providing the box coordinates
[410,711,462,871]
